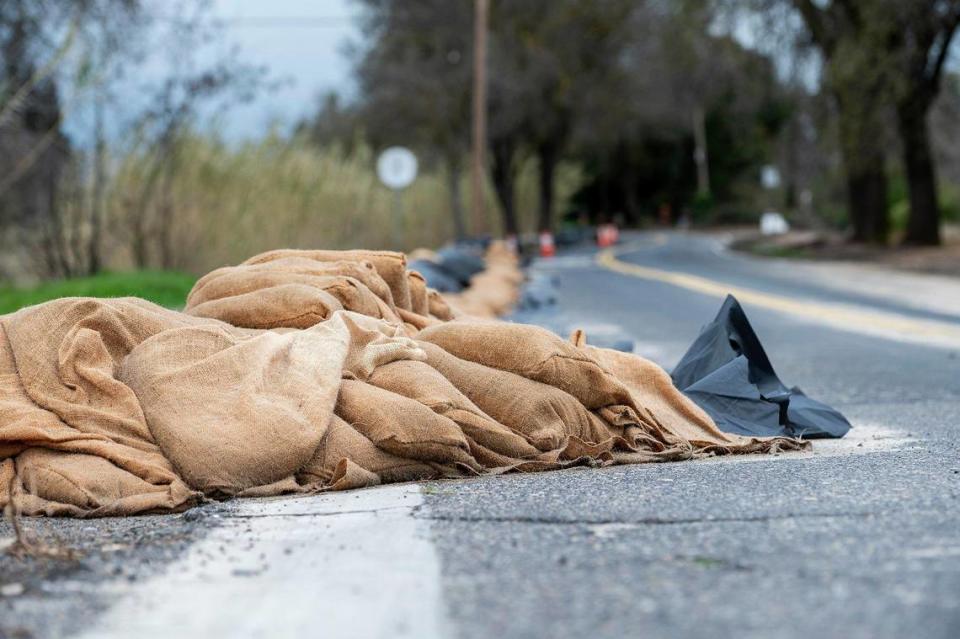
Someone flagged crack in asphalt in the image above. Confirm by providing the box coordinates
[411,509,881,526]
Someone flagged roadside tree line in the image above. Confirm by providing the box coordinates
[311,0,960,245]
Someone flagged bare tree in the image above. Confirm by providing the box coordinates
[0,0,144,278]
[0,0,76,277]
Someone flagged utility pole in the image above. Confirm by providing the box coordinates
[470,0,489,236]
[692,105,711,198]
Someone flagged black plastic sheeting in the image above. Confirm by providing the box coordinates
[410,245,488,294]
[408,243,488,293]
[671,295,851,439]
[408,259,464,293]
[434,247,485,285]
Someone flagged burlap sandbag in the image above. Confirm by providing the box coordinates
[0,327,89,461]
[118,322,348,497]
[416,341,613,452]
[187,269,376,316]
[0,350,197,517]
[336,379,480,471]
[118,311,423,497]
[407,270,430,316]
[189,257,396,309]
[419,320,634,409]
[428,290,455,321]
[297,415,440,488]
[0,298,216,516]
[462,266,523,315]
[367,359,543,463]
[333,311,426,380]
[396,307,442,332]
[438,245,523,318]
[9,448,198,517]
[186,260,402,328]
[1,298,209,446]
[243,249,413,311]
[0,245,803,519]
[187,283,344,329]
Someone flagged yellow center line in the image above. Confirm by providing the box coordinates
[596,245,960,347]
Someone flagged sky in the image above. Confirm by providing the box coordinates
[59,0,363,145]
[204,0,362,138]
[62,1,834,145]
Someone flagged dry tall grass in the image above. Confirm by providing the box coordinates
[102,133,583,275]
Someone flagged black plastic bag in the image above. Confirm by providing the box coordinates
[435,247,485,285]
[671,295,851,439]
[408,259,464,293]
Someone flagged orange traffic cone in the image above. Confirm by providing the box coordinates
[539,231,556,258]
[597,224,615,247]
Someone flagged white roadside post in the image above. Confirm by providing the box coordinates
[759,164,789,236]
[376,146,418,249]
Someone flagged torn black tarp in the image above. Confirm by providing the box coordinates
[671,295,851,439]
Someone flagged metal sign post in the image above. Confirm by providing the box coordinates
[376,146,418,248]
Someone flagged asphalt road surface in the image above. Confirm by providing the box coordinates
[2,231,958,639]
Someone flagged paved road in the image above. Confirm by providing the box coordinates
[429,232,960,639]
[2,231,958,639]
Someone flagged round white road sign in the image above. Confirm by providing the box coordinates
[376,146,418,190]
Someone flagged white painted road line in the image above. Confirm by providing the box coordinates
[78,485,448,639]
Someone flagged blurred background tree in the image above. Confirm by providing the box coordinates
[784,0,960,245]
[3,0,960,292]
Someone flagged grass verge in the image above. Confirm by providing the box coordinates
[0,271,196,314]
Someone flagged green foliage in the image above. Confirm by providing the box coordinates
[939,182,960,223]
[691,192,715,223]
[888,172,910,233]
[888,171,960,234]
[0,270,196,315]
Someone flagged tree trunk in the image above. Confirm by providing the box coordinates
[898,100,940,246]
[157,135,177,270]
[130,149,167,270]
[158,173,174,270]
[537,142,557,233]
[131,213,149,269]
[44,185,72,278]
[692,105,710,198]
[88,95,105,275]
[491,137,518,236]
[836,103,888,244]
[445,156,467,241]
[845,167,887,244]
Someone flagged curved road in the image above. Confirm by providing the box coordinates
[430,231,960,639]
[3,232,958,639]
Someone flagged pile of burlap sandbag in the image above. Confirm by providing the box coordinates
[0,246,806,517]
[439,242,523,318]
